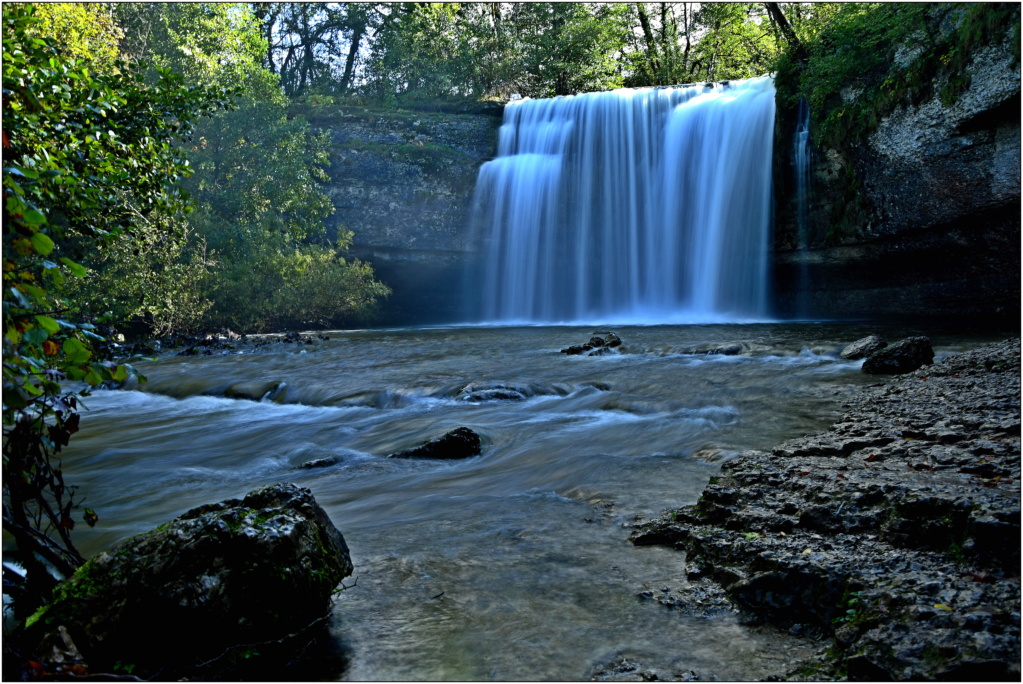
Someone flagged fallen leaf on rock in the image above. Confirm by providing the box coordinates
[801,548,812,555]
[934,603,953,611]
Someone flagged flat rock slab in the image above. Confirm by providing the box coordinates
[632,338,1021,680]
[839,334,887,360]
[27,483,352,678]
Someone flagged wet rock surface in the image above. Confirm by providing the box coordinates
[839,334,887,360]
[632,338,1021,680]
[861,335,934,374]
[388,426,483,459]
[562,331,623,356]
[26,483,353,679]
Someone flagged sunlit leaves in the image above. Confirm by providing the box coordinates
[2,5,230,618]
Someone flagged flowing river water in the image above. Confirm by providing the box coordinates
[58,323,1008,680]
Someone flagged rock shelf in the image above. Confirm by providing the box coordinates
[632,338,1021,680]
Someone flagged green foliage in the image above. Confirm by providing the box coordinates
[685,3,781,83]
[65,215,212,335]
[775,3,1021,148]
[84,3,390,334]
[2,4,228,623]
[505,3,628,97]
[27,3,123,70]
[282,2,784,105]
[832,590,863,626]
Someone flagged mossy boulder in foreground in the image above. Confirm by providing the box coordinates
[28,483,352,676]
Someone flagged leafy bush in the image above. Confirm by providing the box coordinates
[2,4,228,621]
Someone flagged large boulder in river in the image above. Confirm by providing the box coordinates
[862,336,934,374]
[389,427,482,459]
[27,483,352,677]
[840,334,887,360]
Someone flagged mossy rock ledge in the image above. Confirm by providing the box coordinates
[27,483,353,677]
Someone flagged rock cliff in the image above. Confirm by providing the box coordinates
[774,8,1020,322]
[299,105,500,324]
[303,10,1018,326]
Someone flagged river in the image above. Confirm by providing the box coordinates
[58,322,1007,680]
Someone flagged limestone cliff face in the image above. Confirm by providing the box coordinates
[308,31,1017,326]
[301,106,500,324]
[775,25,1020,322]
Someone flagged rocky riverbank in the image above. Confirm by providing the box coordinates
[631,338,1020,680]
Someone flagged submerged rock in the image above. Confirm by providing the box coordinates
[389,427,482,459]
[300,456,341,469]
[26,483,352,678]
[840,334,887,360]
[861,335,934,374]
[706,343,742,356]
[458,383,529,402]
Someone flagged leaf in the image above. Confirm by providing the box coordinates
[34,315,60,334]
[59,257,88,278]
[43,339,60,356]
[23,208,47,225]
[23,326,48,346]
[30,231,54,255]
[62,337,92,364]
[934,604,953,611]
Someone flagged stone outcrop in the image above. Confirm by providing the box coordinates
[27,483,352,678]
[631,339,1021,680]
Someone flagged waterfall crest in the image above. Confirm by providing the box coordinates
[467,76,776,324]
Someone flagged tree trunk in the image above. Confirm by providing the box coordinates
[764,2,802,52]
[339,21,365,94]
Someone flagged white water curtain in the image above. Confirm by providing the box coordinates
[469,76,776,324]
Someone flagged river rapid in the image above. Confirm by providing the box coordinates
[58,323,1007,680]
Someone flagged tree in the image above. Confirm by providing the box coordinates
[255,3,382,97]
[27,2,123,70]
[2,4,229,621]
[99,2,389,333]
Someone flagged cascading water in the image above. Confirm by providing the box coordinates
[467,76,776,324]
[793,97,812,318]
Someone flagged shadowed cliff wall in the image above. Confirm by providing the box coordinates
[773,7,1020,323]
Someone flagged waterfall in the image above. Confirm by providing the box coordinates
[467,76,776,324]
[793,97,812,318]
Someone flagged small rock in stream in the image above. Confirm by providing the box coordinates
[300,456,340,469]
[562,331,622,356]
[388,427,482,459]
